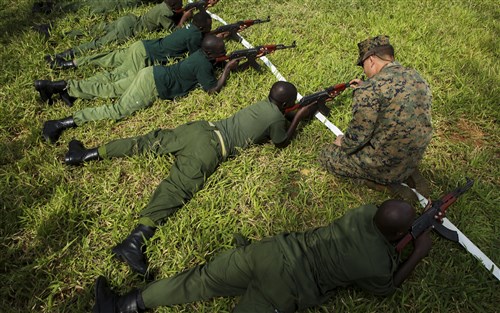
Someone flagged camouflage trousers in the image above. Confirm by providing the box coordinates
[319,143,398,185]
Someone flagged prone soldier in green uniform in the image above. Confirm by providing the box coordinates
[62,81,317,276]
[92,200,432,312]
[47,10,213,76]
[319,35,433,201]
[47,0,184,60]
[37,34,238,143]
[43,0,220,61]
[36,10,213,104]
[33,0,157,15]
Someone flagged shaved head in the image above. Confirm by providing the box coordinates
[374,199,416,242]
[192,11,212,33]
[268,81,297,111]
[201,34,226,59]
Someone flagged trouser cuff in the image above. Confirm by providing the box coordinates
[138,217,156,228]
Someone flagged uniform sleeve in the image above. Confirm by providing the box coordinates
[187,35,202,54]
[268,119,288,144]
[196,63,218,91]
[341,82,381,154]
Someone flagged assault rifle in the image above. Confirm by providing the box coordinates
[285,82,350,115]
[395,178,474,252]
[215,41,297,72]
[211,16,271,42]
[179,0,210,12]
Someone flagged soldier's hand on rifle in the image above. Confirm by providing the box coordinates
[294,102,318,123]
[215,31,230,39]
[413,228,432,258]
[207,0,219,7]
[183,7,195,18]
[225,58,241,71]
[177,8,195,28]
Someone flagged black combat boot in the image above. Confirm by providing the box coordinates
[32,23,51,38]
[65,140,101,165]
[48,56,77,70]
[56,49,75,60]
[42,116,76,144]
[34,80,67,105]
[32,1,54,14]
[93,276,146,313]
[112,225,156,276]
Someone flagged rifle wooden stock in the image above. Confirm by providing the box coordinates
[395,178,474,252]
[210,16,271,37]
[214,42,296,71]
[285,82,350,113]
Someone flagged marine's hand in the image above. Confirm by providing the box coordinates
[349,78,363,88]
[334,135,343,147]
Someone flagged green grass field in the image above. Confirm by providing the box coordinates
[0,0,499,312]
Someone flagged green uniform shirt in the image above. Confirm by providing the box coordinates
[153,50,217,100]
[276,204,398,309]
[133,2,176,34]
[212,100,288,157]
[142,23,203,64]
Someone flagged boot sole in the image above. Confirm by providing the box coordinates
[60,92,75,107]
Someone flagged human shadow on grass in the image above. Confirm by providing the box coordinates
[0,1,69,45]
[0,199,97,313]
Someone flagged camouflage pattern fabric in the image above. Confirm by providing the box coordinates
[356,35,391,66]
[319,61,432,185]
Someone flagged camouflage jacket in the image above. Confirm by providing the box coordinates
[341,62,433,183]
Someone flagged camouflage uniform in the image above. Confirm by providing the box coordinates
[319,61,432,184]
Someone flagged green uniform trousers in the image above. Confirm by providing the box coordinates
[54,0,142,13]
[74,41,148,77]
[72,15,140,55]
[98,121,224,224]
[72,66,157,124]
[141,239,296,313]
[70,2,174,55]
